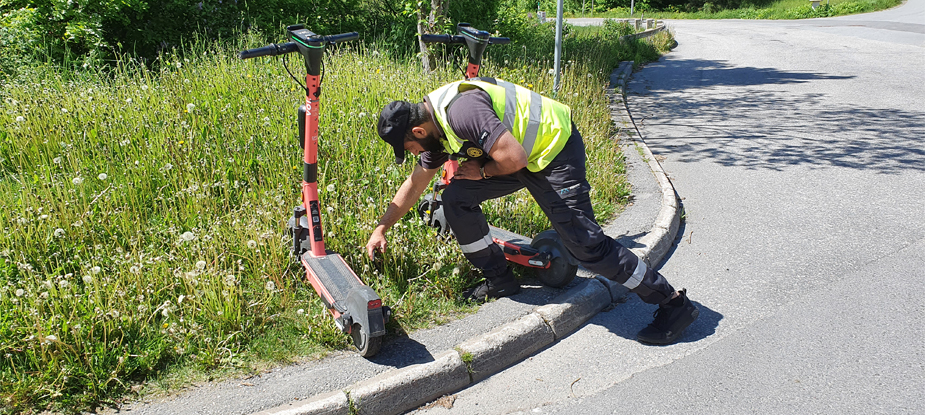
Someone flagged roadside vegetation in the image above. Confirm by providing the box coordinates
[546,0,902,19]
[0,4,674,411]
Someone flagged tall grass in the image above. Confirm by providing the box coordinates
[0,28,673,413]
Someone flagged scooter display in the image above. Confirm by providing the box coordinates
[418,23,578,288]
[239,25,390,357]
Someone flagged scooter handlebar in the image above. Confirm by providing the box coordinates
[238,42,299,60]
[420,33,510,45]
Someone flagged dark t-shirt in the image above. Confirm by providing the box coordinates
[418,89,508,169]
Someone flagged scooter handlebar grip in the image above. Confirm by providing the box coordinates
[238,42,298,59]
[323,32,359,44]
[421,34,464,44]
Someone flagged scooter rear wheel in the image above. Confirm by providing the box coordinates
[531,231,578,288]
[351,323,382,357]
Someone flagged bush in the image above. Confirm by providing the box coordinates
[0,7,41,79]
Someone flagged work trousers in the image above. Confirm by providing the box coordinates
[442,125,675,305]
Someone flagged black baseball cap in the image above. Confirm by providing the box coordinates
[377,101,412,165]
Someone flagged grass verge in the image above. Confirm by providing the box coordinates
[569,0,902,19]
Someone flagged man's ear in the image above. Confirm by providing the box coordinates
[410,125,428,139]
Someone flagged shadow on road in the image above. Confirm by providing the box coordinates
[630,59,925,174]
[595,294,723,345]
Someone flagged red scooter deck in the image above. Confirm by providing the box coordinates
[301,251,363,314]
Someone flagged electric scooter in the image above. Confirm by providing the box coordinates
[418,23,578,288]
[239,25,390,357]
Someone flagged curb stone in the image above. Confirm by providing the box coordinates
[251,51,680,415]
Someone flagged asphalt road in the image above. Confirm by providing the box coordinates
[412,2,925,414]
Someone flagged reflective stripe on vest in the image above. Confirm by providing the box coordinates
[426,78,571,172]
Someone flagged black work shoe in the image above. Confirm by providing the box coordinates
[637,289,699,345]
[463,268,520,303]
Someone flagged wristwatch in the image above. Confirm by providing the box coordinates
[479,166,490,179]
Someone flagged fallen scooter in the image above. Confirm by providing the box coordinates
[418,23,578,289]
[239,25,390,357]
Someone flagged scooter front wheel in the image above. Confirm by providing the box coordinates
[351,323,382,357]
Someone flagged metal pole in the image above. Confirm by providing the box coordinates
[631,0,635,16]
[554,0,563,94]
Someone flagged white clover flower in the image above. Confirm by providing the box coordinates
[54,228,65,238]
[82,275,93,284]
[45,335,57,342]
[15,116,25,122]
[72,177,83,185]
[186,103,195,112]
[163,163,173,171]
[176,62,182,68]
[141,85,149,91]
[130,265,140,274]
[138,304,147,313]
[91,266,101,275]
[179,231,196,242]
[297,308,305,315]
[223,274,237,287]
[265,280,276,291]
[196,260,207,270]
[247,240,257,249]
[358,112,366,118]
[61,108,68,113]
[126,98,133,104]
[59,280,69,289]
[53,157,61,164]
[178,295,185,304]
[39,214,48,220]
[15,289,24,297]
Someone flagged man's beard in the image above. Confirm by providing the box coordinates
[415,132,444,153]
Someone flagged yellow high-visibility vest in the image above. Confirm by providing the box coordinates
[427,78,572,172]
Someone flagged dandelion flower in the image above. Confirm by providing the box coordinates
[548,69,555,75]
[15,289,24,297]
[82,275,93,284]
[59,280,69,289]
[186,103,195,112]
[180,231,196,242]
[53,157,62,164]
[297,309,305,315]
[265,280,276,291]
[15,116,25,122]
[126,98,133,104]
[196,260,207,269]
[178,295,185,304]
[247,240,257,249]
[98,173,107,181]
[61,108,68,113]
[72,177,83,185]
[90,266,101,275]
[141,85,149,91]
[223,275,237,287]
[130,265,140,274]
[358,112,366,118]
[326,183,335,192]
[54,228,65,238]
[45,335,57,342]
[138,304,147,313]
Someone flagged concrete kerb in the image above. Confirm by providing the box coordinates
[251,60,681,415]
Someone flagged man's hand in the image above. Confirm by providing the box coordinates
[366,228,388,261]
[455,159,484,181]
